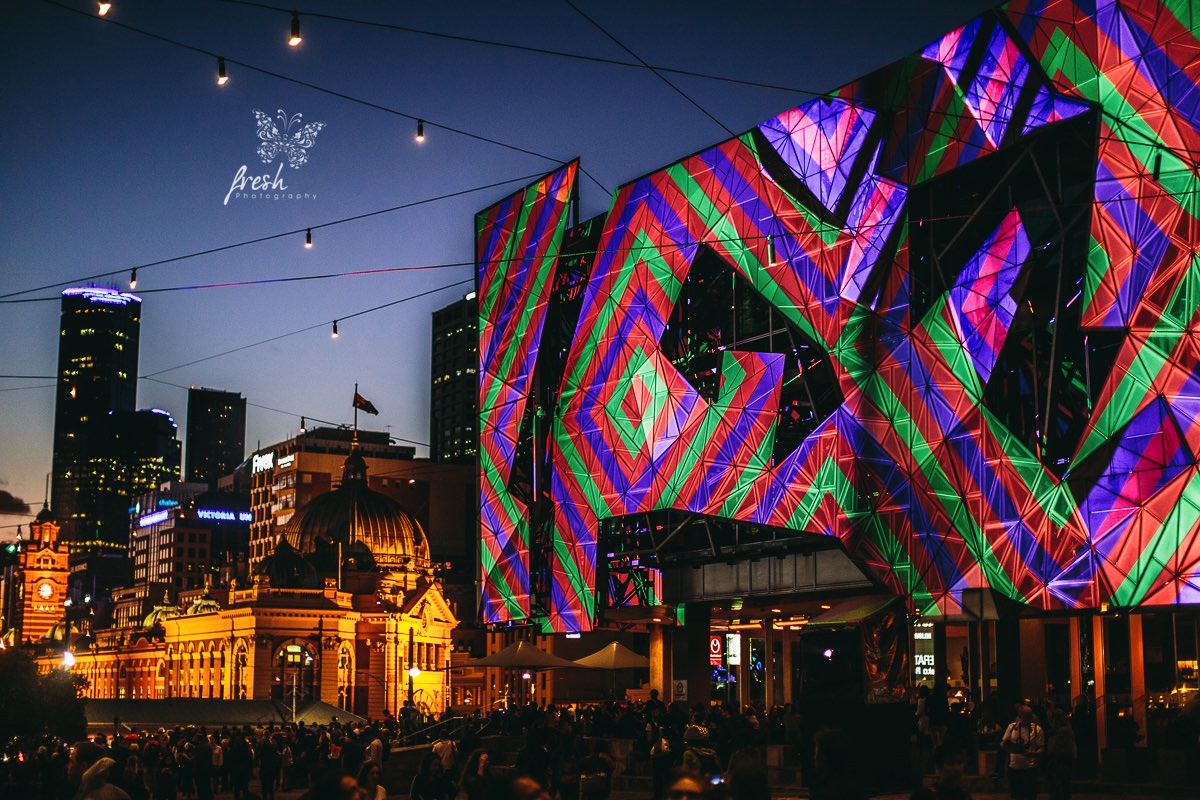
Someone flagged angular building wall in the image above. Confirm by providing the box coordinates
[479,1,1200,632]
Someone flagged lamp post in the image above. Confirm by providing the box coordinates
[408,666,420,703]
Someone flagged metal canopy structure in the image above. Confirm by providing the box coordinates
[479,1,1200,632]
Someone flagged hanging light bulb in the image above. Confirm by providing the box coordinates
[217,57,228,86]
[305,228,313,249]
[129,268,138,290]
[331,320,339,338]
[288,12,302,46]
[416,119,425,143]
[97,2,112,16]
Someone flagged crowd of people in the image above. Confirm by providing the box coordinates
[6,686,1197,800]
[0,694,799,800]
[0,720,394,800]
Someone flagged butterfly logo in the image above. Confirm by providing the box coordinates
[252,109,325,169]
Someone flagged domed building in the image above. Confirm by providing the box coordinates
[20,454,458,721]
[276,452,432,598]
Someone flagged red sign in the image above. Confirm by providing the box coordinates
[709,634,723,666]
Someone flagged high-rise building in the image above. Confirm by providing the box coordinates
[185,387,246,486]
[51,287,141,548]
[70,408,182,600]
[430,293,478,463]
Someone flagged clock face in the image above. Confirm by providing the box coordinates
[37,582,53,600]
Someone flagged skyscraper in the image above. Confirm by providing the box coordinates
[51,287,141,548]
[430,292,478,463]
[185,387,246,486]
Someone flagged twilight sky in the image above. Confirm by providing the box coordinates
[0,0,997,536]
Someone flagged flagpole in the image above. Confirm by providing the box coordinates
[353,382,359,450]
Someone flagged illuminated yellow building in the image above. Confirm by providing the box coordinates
[34,453,458,719]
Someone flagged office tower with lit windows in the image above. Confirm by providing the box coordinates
[51,287,142,550]
[185,387,246,486]
[430,293,478,463]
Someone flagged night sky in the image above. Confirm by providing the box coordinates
[0,0,997,536]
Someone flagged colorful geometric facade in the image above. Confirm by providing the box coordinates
[479,1,1200,631]
[477,163,578,623]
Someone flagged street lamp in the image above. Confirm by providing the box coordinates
[522,671,534,705]
[62,650,76,669]
[407,666,420,703]
[292,652,313,723]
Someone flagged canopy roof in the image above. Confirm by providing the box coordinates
[572,641,650,670]
[466,640,580,669]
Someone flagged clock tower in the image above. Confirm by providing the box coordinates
[14,504,70,645]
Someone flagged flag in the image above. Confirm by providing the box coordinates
[353,392,379,415]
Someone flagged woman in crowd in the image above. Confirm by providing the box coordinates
[458,748,493,800]
[355,760,388,800]
[408,751,455,800]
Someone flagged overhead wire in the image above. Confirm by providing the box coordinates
[0,169,547,301]
[139,277,473,378]
[9,184,1188,307]
[37,0,610,196]
[140,375,430,447]
[215,0,820,96]
[561,0,736,138]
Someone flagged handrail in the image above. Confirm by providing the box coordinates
[393,714,476,746]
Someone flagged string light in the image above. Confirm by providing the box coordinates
[1,170,545,303]
[304,228,313,249]
[217,57,228,86]
[331,320,339,338]
[129,268,137,290]
[288,11,302,47]
[43,3,610,195]
[97,2,112,16]
[416,119,425,143]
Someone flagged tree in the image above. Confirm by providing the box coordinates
[0,648,87,742]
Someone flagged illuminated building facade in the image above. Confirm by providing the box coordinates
[51,287,141,551]
[431,293,480,464]
[479,0,1200,752]
[120,481,251,631]
[0,507,70,646]
[185,387,247,487]
[33,456,458,718]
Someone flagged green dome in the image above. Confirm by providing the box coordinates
[144,603,179,629]
[186,591,222,615]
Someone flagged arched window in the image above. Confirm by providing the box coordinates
[272,641,315,702]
